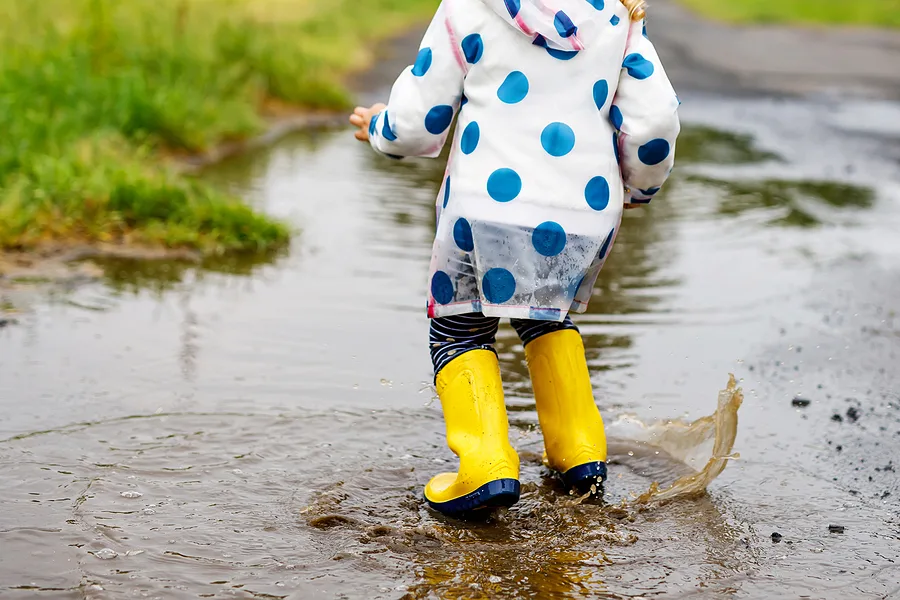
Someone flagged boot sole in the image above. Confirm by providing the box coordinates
[561,461,608,494]
[425,479,520,518]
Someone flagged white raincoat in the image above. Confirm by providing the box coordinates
[369,0,680,321]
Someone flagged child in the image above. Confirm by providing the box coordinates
[350,0,679,517]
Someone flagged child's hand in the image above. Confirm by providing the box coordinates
[349,103,387,142]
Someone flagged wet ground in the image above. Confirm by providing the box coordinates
[3,13,900,600]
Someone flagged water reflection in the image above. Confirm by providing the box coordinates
[690,176,875,227]
[676,125,781,165]
[91,251,287,294]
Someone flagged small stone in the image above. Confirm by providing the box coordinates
[771,532,783,543]
[828,525,845,534]
[791,397,811,408]
[831,414,843,423]
[488,575,502,584]
[836,445,843,452]
[846,407,860,423]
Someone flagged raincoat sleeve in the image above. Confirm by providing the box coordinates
[613,19,681,203]
[368,1,465,159]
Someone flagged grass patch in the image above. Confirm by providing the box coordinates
[678,0,900,28]
[0,0,437,255]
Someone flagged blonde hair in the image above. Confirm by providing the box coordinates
[622,0,647,21]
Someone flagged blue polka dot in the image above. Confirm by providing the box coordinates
[412,47,432,77]
[532,221,567,256]
[610,14,620,26]
[498,71,529,104]
[425,105,454,135]
[442,177,451,208]
[453,218,474,252]
[533,35,579,60]
[548,47,579,61]
[541,122,576,157]
[482,268,516,304]
[431,271,454,305]
[640,186,661,196]
[487,168,522,202]
[382,113,397,141]
[461,121,480,154]
[623,53,654,79]
[610,105,623,130]
[504,0,521,17]
[638,138,671,165]
[612,131,621,164]
[554,11,577,37]
[598,228,615,260]
[592,79,609,110]
[368,112,380,137]
[586,0,605,9]
[462,33,484,65]
[585,176,610,211]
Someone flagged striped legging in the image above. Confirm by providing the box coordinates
[430,312,579,375]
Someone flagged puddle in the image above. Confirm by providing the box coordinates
[1,91,900,597]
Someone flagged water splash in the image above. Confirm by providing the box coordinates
[609,375,744,504]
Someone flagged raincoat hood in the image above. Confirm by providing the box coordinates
[481,0,608,51]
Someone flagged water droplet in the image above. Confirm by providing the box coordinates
[353,384,359,390]
[276,582,285,587]
[488,575,502,584]
[120,490,143,499]
[125,550,145,557]
[232,469,243,475]
[628,451,634,456]
[380,379,393,387]
[142,508,156,515]
[92,548,118,560]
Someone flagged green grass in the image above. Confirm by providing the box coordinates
[0,0,437,255]
[678,0,900,28]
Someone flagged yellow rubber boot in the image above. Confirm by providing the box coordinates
[424,350,521,517]
[525,329,608,493]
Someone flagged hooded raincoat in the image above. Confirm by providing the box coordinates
[369,0,680,321]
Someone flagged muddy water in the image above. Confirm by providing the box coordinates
[3,90,900,598]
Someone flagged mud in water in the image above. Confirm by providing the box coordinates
[3,58,900,600]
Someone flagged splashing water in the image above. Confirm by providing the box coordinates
[608,375,744,504]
